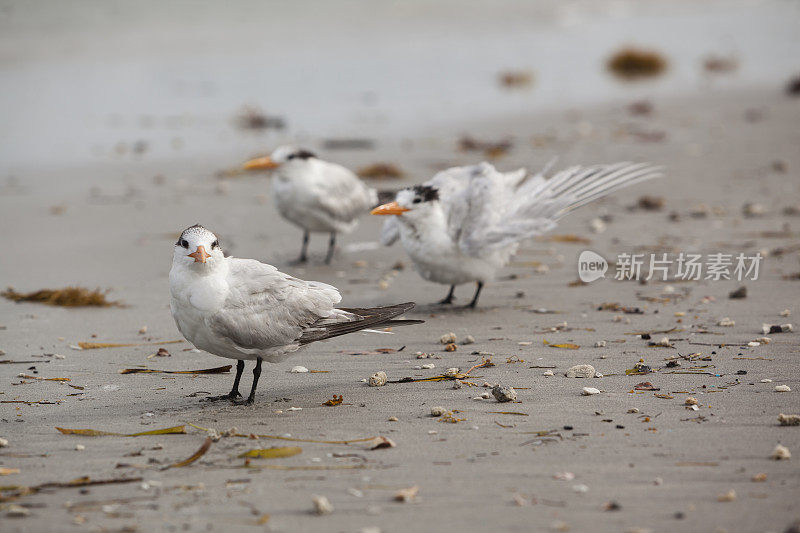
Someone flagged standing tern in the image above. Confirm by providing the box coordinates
[372,161,663,308]
[169,224,421,404]
[243,146,378,264]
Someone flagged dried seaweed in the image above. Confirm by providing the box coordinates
[322,395,343,406]
[543,339,579,350]
[239,447,302,459]
[0,476,142,503]
[357,163,404,179]
[234,106,285,130]
[56,425,186,437]
[77,340,183,350]
[163,437,212,469]
[2,287,121,307]
[537,234,591,244]
[607,47,668,80]
[186,423,377,445]
[458,136,512,158]
[498,70,533,88]
[119,365,231,374]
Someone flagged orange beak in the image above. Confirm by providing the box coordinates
[243,156,279,170]
[188,245,211,263]
[370,201,410,216]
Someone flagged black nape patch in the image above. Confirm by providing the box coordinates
[412,185,439,202]
[288,149,316,160]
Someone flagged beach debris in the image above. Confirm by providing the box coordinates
[290,366,309,373]
[607,47,667,80]
[421,363,435,369]
[120,365,231,375]
[544,339,580,350]
[498,70,533,88]
[476,391,491,400]
[76,339,183,350]
[626,361,652,375]
[602,500,622,511]
[752,472,768,482]
[565,364,596,378]
[0,467,20,475]
[56,425,186,437]
[594,340,607,348]
[458,136,512,158]
[762,323,793,334]
[322,395,343,406]
[637,195,665,211]
[729,286,747,299]
[439,332,457,344]
[312,495,334,515]
[2,287,121,307]
[5,504,29,517]
[742,202,767,217]
[322,138,374,150]
[582,387,601,396]
[368,371,388,387]
[444,368,460,378]
[685,397,699,406]
[771,444,791,460]
[0,437,8,447]
[628,408,640,413]
[761,379,773,383]
[393,486,419,503]
[138,326,148,334]
[74,444,85,451]
[543,370,555,377]
[357,163,403,180]
[634,382,659,391]
[649,337,672,347]
[778,414,800,426]
[718,318,735,327]
[444,343,457,352]
[703,54,739,74]
[717,489,737,502]
[234,105,285,130]
[163,437,212,469]
[492,385,517,403]
[365,436,396,450]
[554,471,575,481]
[461,335,476,345]
[775,385,792,392]
[387,416,398,422]
[239,447,302,459]
[780,309,791,317]
[430,406,448,417]
[589,217,606,233]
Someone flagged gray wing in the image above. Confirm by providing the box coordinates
[313,161,378,222]
[208,258,342,350]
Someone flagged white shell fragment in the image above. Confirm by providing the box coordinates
[543,370,555,377]
[421,363,435,370]
[444,368,459,378]
[594,340,607,348]
[718,318,735,327]
[0,437,8,447]
[439,332,457,344]
[775,385,792,392]
[771,444,791,460]
[430,406,448,417]
[565,364,596,378]
[777,414,800,426]
[394,485,419,502]
[581,387,601,396]
[290,366,309,373]
[461,335,475,345]
[312,495,334,515]
[492,385,517,403]
[368,371,388,387]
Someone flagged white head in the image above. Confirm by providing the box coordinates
[242,145,317,171]
[371,185,441,222]
[173,224,225,271]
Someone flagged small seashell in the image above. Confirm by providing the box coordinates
[444,343,457,352]
[0,437,8,447]
[751,472,768,482]
[75,444,85,451]
[761,378,773,383]
[777,414,800,426]
[581,387,601,396]
[421,363,435,370]
[492,385,517,403]
[439,332,457,344]
[685,397,698,406]
[312,495,334,515]
[775,385,792,392]
[287,407,302,411]
[461,335,475,345]
[594,340,607,348]
[368,371,387,387]
[543,370,555,377]
[565,364,596,378]
[627,408,640,413]
[444,368,459,378]
[138,326,148,334]
[756,337,771,344]
[290,366,309,373]
[5,504,29,517]
[718,318,735,327]
[430,406,448,417]
[771,444,791,460]
[780,309,790,317]
[717,489,737,502]
[393,486,419,502]
[387,416,398,422]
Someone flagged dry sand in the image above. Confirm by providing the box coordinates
[1,88,799,532]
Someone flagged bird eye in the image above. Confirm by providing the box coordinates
[287,154,295,160]
[211,240,219,249]
[180,239,188,248]
[412,198,421,204]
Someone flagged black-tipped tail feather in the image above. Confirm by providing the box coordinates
[298,302,422,345]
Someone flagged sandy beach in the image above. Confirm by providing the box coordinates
[1,1,799,532]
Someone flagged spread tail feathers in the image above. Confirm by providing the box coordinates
[298,302,422,345]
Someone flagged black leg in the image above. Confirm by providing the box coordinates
[239,357,262,405]
[466,281,484,308]
[324,233,336,265]
[437,285,456,305]
[294,231,310,264]
[202,360,244,402]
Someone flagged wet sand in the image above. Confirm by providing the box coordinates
[1,87,799,532]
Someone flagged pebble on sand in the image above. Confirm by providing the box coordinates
[430,406,448,417]
[312,495,334,515]
[461,335,475,345]
[685,397,698,406]
[0,437,8,447]
[439,332,457,344]
[582,387,601,396]
[368,371,388,387]
[566,364,596,378]
[543,370,555,377]
[492,385,517,402]
[718,317,735,327]
[778,414,800,426]
[290,366,309,373]
[775,385,792,392]
[394,486,419,502]
[770,444,791,460]
[594,340,607,348]
[762,323,793,334]
[717,489,737,502]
